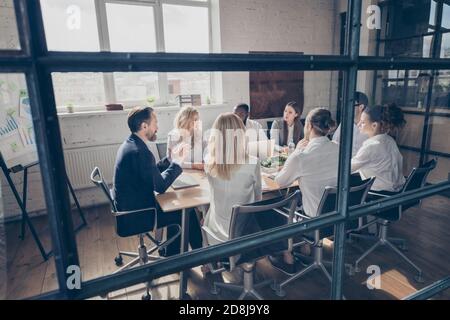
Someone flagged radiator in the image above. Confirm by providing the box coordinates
[64,144,120,189]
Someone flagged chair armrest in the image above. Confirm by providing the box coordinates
[113,207,157,217]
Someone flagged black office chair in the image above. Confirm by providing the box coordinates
[203,191,300,300]
[273,177,375,297]
[351,159,437,282]
[90,167,180,300]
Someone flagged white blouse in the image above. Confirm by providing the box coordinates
[275,136,339,217]
[204,158,262,244]
[351,133,405,192]
[166,129,207,168]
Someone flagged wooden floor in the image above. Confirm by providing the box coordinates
[2,195,450,300]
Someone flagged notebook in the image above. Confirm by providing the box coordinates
[172,174,200,190]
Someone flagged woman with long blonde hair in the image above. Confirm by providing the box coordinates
[167,106,206,170]
[203,113,262,244]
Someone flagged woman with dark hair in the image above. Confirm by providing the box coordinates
[270,101,304,150]
[352,104,407,192]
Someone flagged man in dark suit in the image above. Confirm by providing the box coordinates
[113,106,202,256]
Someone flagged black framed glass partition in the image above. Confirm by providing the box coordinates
[0,0,449,300]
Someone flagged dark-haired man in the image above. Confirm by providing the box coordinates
[332,91,369,156]
[233,103,267,142]
[113,107,202,256]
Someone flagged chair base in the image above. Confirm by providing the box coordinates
[211,263,273,300]
[352,222,423,283]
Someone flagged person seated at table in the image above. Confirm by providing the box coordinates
[233,103,267,142]
[351,103,406,192]
[203,112,262,245]
[113,106,203,256]
[270,101,304,151]
[332,91,369,156]
[269,108,339,274]
[167,106,206,170]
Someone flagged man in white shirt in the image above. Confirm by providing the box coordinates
[332,91,369,156]
[233,103,268,142]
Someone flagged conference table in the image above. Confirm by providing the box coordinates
[155,167,297,300]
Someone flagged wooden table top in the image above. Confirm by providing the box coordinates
[156,168,297,212]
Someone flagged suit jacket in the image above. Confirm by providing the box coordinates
[113,133,182,212]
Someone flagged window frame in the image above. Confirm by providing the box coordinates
[53,0,213,112]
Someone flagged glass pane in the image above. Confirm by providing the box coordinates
[376,0,437,58]
[431,70,450,110]
[114,72,159,103]
[51,73,106,108]
[430,115,450,154]
[40,0,100,51]
[0,0,20,50]
[167,72,211,104]
[163,4,209,53]
[440,33,450,58]
[442,3,450,29]
[106,3,156,52]
[400,149,420,178]
[397,113,423,149]
[0,73,56,299]
[427,156,450,183]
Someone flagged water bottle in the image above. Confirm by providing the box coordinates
[288,139,295,154]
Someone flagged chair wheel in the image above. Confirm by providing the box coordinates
[142,292,152,300]
[415,274,424,283]
[114,255,123,266]
[271,283,285,297]
[211,285,220,295]
[182,293,192,300]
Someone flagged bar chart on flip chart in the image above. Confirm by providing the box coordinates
[0,74,38,170]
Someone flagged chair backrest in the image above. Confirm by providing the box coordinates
[227,191,300,268]
[90,167,117,211]
[90,166,156,237]
[400,158,437,210]
[315,177,375,239]
[157,142,167,159]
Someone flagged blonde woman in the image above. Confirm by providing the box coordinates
[167,106,206,170]
[203,113,262,245]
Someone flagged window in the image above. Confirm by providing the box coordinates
[40,0,212,111]
[52,73,106,107]
[40,0,100,52]
[106,3,157,52]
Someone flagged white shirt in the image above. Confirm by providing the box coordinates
[275,136,339,217]
[351,134,405,192]
[245,118,267,142]
[204,158,262,244]
[332,123,368,157]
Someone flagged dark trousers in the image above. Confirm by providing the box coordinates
[156,207,203,256]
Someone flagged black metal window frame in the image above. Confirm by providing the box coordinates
[373,0,450,164]
[0,0,449,300]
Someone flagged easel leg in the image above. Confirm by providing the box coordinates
[20,167,28,240]
[66,173,88,232]
[1,165,48,261]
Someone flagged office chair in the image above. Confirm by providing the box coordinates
[90,167,181,300]
[273,177,375,297]
[350,159,437,282]
[202,191,300,300]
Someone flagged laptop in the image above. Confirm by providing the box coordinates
[248,139,275,161]
[172,174,200,190]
